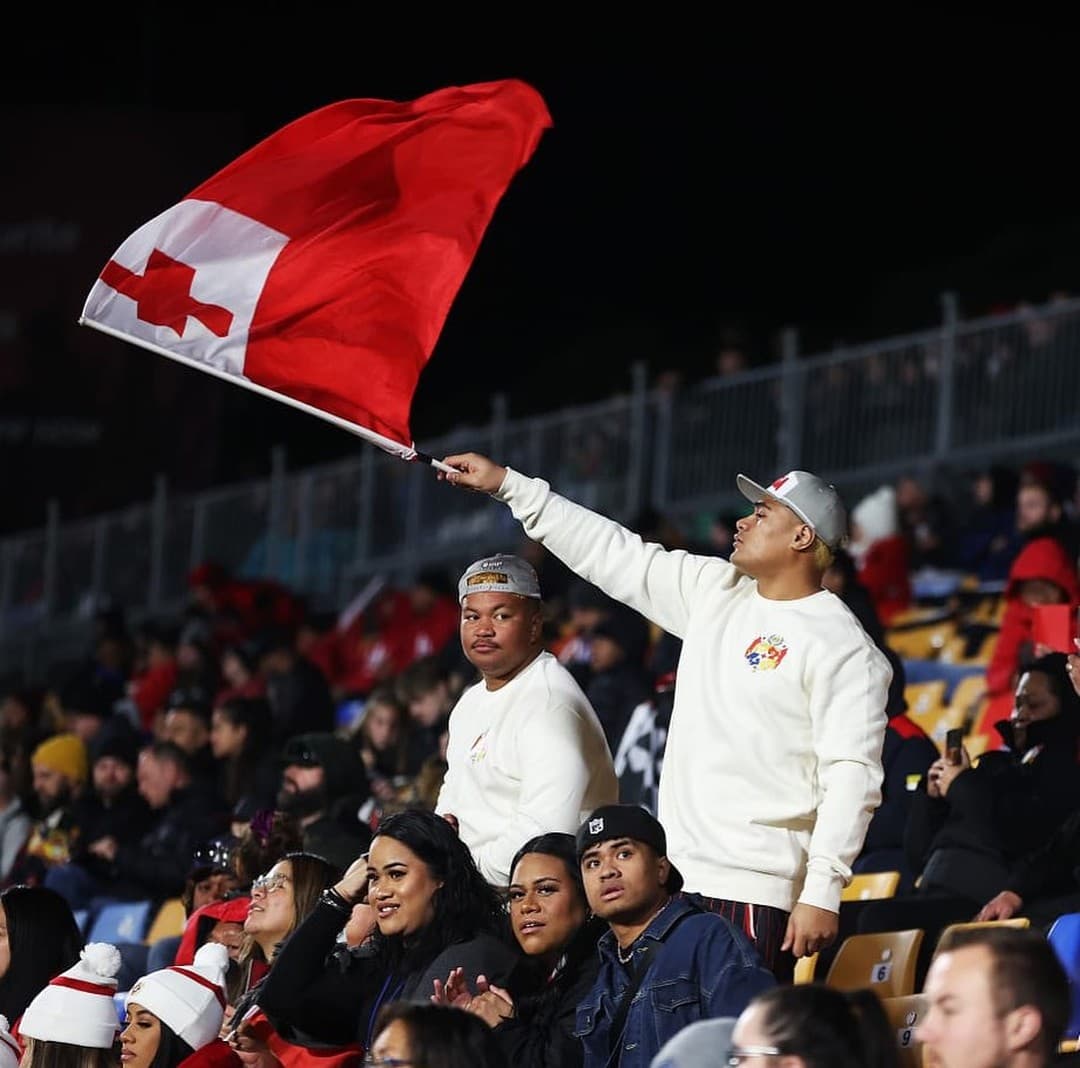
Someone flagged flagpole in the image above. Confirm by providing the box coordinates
[78,318,458,474]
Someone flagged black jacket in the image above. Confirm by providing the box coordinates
[259,899,521,1049]
[109,783,229,900]
[905,718,1080,900]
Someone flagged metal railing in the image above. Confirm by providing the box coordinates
[4,293,1080,682]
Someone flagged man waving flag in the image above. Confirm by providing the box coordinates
[80,79,551,461]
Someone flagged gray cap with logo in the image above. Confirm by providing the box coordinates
[458,553,542,603]
[736,470,848,550]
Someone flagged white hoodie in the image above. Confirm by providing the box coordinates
[495,468,890,913]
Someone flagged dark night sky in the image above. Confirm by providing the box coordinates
[6,13,1080,527]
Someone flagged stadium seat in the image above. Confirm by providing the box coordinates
[842,871,901,902]
[934,918,1031,959]
[824,929,923,998]
[947,674,988,733]
[907,701,965,751]
[87,900,153,945]
[887,623,957,661]
[793,953,818,984]
[1048,913,1080,1039]
[880,993,929,1068]
[903,681,950,739]
[144,898,186,945]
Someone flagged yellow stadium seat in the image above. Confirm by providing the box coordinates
[880,993,929,1068]
[793,952,818,984]
[144,898,187,945]
[935,917,1030,957]
[947,674,988,729]
[908,703,966,751]
[825,929,924,998]
[902,680,949,736]
[887,623,957,661]
[842,871,901,902]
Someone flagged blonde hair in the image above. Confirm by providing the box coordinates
[812,538,835,571]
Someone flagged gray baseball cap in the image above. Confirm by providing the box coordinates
[458,553,542,603]
[736,470,848,550]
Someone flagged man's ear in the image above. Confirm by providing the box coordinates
[657,856,671,889]
[791,522,815,552]
[1003,1004,1043,1053]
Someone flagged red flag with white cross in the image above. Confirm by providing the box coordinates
[80,79,551,462]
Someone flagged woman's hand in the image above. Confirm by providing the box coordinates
[926,748,970,799]
[431,967,472,1009]
[467,981,515,1029]
[334,854,369,904]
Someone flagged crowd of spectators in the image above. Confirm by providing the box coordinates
[1,448,1080,1066]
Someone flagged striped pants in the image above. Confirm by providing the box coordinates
[680,892,795,983]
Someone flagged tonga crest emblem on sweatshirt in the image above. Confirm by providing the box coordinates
[744,633,788,671]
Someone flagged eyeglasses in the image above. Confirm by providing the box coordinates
[361,1057,412,1067]
[251,871,290,894]
[725,1047,783,1066]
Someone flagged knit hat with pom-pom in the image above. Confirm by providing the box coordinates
[19,942,121,1049]
[126,942,230,1051]
[0,1015,20,1068]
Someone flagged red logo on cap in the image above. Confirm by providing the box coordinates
[770,475,790,491]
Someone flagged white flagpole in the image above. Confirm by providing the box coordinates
[78,317,457,473]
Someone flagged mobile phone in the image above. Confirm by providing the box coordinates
[944,728,964,766]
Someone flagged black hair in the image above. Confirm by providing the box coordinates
[368,809,507,973]
[1026,652,1080,719]
[754,984,899,1068]
[372,1003,507,1068]
[0,885,83,1022]
[143,1020,195,1068]
[507,834,604,1016]
[213,696,274,808]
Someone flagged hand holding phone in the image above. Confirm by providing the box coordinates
[945,727,964,767]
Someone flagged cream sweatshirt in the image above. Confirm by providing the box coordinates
[436,650,618,886]
[495,468,890,913]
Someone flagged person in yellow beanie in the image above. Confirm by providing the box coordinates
[5,734,88,887]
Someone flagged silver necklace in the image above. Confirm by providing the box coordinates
[616,897,671,964]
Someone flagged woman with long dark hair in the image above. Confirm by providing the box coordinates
[209,697,277,813]
[0,885,82,1030]
[434,833,603,1068]
[256,809,520,1054]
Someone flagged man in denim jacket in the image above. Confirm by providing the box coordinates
[574,805,775,1067]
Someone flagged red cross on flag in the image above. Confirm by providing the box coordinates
[80,79,551,461]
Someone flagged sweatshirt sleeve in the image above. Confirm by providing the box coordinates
[495,468,740,638]
[471,701,613,886]
[798,633,891,912]
[257,901,369,1046]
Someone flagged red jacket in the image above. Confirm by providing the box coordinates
[987,536,1080,694]
[856,534,912,625]
[179,1040,243,1068]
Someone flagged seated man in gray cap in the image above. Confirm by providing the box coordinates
[575,804,774,1068]
[436,553,618,886]
[437,455,891,981]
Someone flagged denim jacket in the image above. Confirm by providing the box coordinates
[573,898,775,1068]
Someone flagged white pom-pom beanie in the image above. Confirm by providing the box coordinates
[125,942,229,1051]
[19,942,122,1049]
[0,1015,20,1068]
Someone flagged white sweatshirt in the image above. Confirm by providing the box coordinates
[436,649,618,886]
[496,469,890,913]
